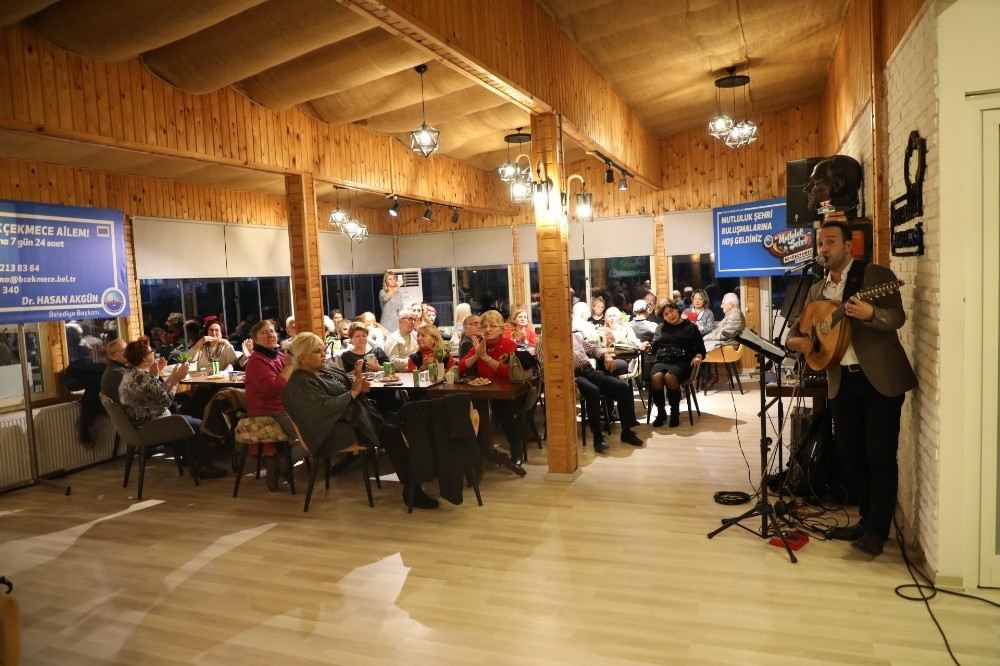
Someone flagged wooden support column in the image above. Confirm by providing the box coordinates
[869,0,890,264]
[285,172,324,336]
[653,213,670,298]
[532,113,579,477]
[741,277,762,370]
[510,223,527,314]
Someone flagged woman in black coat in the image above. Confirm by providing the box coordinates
[649,301,706,427]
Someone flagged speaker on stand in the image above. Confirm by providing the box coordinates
[786,157,824,228]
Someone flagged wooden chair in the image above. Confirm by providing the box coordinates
[232,414,298,497]
[100,393,199,500]
[644,372,701,426]
[702,343,745,395]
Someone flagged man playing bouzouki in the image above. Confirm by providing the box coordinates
[786,220,917,557]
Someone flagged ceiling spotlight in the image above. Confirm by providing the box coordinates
[422,205,432,221]
[604,160,614,184]
[409,64,439,158]
[388,197,400,217]
[450,206,459,225]
[618,171,629,192]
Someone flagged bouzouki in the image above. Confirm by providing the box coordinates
[797,279,904,370]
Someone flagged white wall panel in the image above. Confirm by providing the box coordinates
[580,216,653,259]
[317,230,354,274]
[663,209,714,256]
[397,233,454,269]
[133,217,227,279]
[453,227,513,266]
[351,235,394,273]
[516,225,537,263]
[224,225,290,277]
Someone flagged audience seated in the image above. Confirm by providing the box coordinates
[407,325,455,372]
[456,314,482,377]
[117,336,227,479]
[100,337,129,405]
[188,320,246,371]
[604,307,641,351]
[339,322,390,371]
[504,308,537,347]
[282,333,438,509]
[571,329,643,453]
[384,310,420,372]
[421,303,438,327]
[684,289,716,336]
[359,312,388,349]
[459,310,527,472]
[628,300,659,344]
[449,303,472,356]
[571,301,598,341]
[588,297,607,327]
[648,302,706,427]
[244,319,295,490]
[703,292,746,351]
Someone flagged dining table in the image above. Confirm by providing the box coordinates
[367,373,531,475]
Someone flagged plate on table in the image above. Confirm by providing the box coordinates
[468,377,492,386]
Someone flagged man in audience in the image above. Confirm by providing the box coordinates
[628,300,659,344]
[384,310,420,372]
[703,292,746,351]
[572,332,643,453]
[281,315,299,351]
[100,337,129,404]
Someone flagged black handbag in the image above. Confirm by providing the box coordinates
[654,345,686,363]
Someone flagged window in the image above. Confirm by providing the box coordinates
[0,324,44,408]
[589,255,650,314]
[456,266,510,318]
[528,260,586,322]
[669,254,739,319]
[141,277,291,344]
[421,268,454,326]
[65,318,120,364]
[322,273,383,321]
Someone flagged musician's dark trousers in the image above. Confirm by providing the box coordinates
[830,368,904,540]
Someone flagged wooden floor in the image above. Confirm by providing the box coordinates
[2,387,999,665]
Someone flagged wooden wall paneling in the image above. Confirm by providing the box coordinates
[349,0,662,188]
[878,0,928,66]
[0,26,12,120]
[818,0,873,156]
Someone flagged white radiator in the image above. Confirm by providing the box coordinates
[0,401,116,489]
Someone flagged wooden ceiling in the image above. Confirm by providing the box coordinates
[1,0,849,197]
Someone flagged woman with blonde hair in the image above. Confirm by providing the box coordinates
[459,309,527,472]
[450,303,472,355]
[407,324,455,372]
[378,270,405,333]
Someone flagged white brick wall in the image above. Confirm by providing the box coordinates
[885,5,940,571]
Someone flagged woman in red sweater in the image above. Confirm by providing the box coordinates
[244,319,294,489]
[504,308,537,347]
[460,310,526,473]
[406,325,455,372]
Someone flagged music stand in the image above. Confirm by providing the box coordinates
[707,329,798,563]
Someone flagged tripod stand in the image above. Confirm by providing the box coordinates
[707,347,798,563]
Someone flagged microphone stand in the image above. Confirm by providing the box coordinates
[708,338,797,563]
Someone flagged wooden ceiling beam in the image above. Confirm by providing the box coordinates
[342,0,663,188]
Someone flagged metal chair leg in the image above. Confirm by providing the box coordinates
[136,447,147,500]
[283,444,296,495]
[232,446,249,498]
[303,454,321,512]
[466,466,483,506]
[360,451,374,508]
[123,446,136,487]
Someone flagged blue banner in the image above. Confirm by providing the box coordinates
[713,197,814,277]
[0,200,130,324]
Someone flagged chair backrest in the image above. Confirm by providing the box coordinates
[99,393,141,446]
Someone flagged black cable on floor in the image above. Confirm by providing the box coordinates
[891,515,1000,666]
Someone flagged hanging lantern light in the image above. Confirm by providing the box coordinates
[409,64,439,158]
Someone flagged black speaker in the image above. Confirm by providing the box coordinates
[786,157,824,227]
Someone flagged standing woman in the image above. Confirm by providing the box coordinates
[686,289,716,335]
[504,309,537,347]
[379,271,405,333]
[648,302,705,428]
[460,310,527,472]
[244,319,295,490]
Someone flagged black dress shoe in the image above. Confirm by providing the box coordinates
[851,534,885,556]
[403,486,439,510]
[828,523,865,541]
[196,464,228,480]
[652,413,667,427]
[592,438,609,453]
[620,429,643,446]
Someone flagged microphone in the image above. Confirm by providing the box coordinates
[783,255,826,274]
